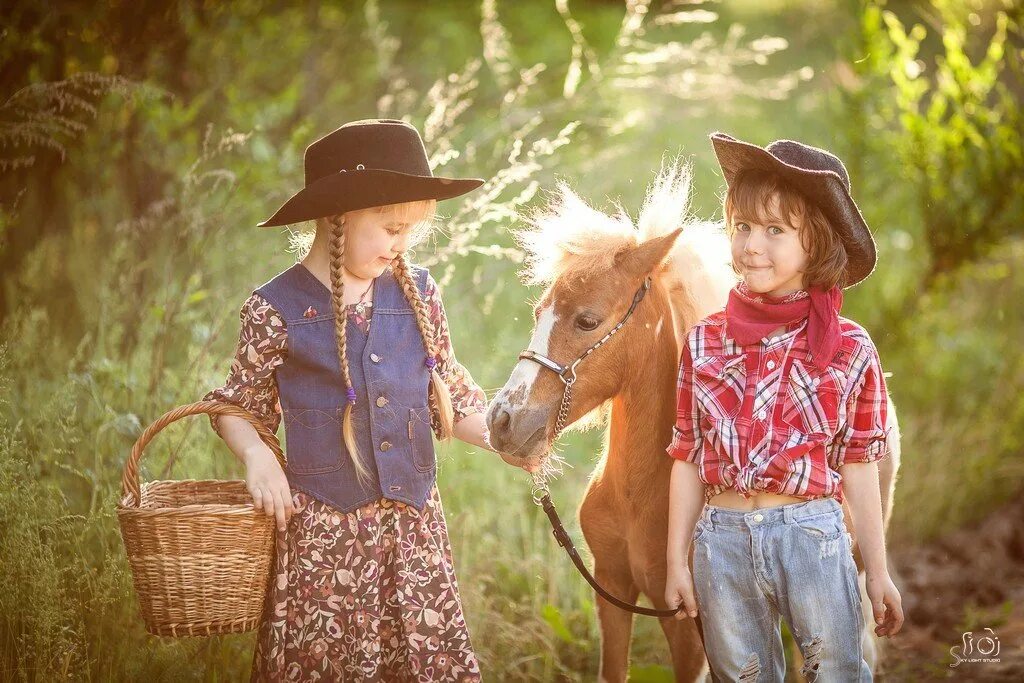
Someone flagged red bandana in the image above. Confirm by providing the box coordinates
[725,280,843,370]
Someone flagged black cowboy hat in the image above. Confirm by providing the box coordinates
[709,131,878,288]
[257,119,485,227]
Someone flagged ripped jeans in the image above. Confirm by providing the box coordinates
[692,496,872,682]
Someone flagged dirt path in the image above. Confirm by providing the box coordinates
[877,498,1024,681]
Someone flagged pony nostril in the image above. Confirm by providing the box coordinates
[493,407,512,434]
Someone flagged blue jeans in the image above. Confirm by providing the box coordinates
[692,496,871,682]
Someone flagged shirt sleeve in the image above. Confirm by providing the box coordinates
[202,292,287,438]
[423,271,488,437]
[666,336,704,464]
[832,341,889,467]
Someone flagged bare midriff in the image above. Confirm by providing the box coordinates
[708,489,811,510]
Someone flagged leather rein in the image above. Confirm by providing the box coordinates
[517,276,702,627]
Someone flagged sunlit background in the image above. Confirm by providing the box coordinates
[2,0,1022,679]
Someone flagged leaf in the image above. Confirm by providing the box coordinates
[540,603,574,643]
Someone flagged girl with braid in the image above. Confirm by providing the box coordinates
[203,120,536,681]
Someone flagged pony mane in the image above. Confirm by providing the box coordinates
[515,160,737,340]
[515,183,638,288]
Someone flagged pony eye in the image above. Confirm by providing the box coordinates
[576,314,600,331]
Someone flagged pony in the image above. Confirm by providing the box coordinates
[485,163,902,681]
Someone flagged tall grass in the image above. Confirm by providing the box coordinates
[1,1,1020,680]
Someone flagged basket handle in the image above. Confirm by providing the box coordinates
[120,400,286,507]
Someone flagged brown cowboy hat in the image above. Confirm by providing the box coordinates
[710,131,878,288]
[257,119,485,227]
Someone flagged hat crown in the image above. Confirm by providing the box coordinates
[303,119,432,187]
[765,139,850,190]
[708,130,876,289]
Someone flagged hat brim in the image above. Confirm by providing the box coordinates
[256,169,485,227]
[710,132,877,288]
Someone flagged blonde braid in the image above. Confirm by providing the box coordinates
[391,253,455,440]
[326,215,374,487]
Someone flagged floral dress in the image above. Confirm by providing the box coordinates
[203,269,487,682]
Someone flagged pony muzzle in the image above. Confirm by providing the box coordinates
[485,400,552,459]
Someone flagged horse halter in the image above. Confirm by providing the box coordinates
[518,276,652,445]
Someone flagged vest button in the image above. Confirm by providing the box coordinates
[376,396,388,408]
[380,441,392,452]
[370,353,381,363]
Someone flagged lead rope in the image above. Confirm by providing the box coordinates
[529,393,698,621]
[522,278,707,642]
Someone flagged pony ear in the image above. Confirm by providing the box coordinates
[615,227,683,281]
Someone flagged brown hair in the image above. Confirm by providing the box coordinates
[318,201,454,487]
[723,168,848,289]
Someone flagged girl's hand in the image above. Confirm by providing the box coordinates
[866,570,904,637]
[665,566,699,620]
[244,446,294,532]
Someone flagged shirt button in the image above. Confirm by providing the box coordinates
[380,441,392,452]
[376,396,388,408]
[757,409,767,421]
[812,377,820,387]
[388,485,401,492]
[753,513,764,523]
[766,359,776,370]
[370,353,381,363]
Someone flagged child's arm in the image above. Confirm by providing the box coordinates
[836,342,904,637]
[665,340,706,620]
[203,293,293,530]
[666,460,705,619]
[423,273,537,471]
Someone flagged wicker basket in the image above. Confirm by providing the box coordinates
[117,400,286,637]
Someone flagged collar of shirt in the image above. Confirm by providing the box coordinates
[762,317,808,351]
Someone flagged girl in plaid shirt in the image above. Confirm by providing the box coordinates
[665,133,903,681]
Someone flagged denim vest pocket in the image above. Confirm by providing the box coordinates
[408,404,437,473]
[692,354,746,420]
[781,359,847,436]
[793,512,845,540]
[282,407,346,474]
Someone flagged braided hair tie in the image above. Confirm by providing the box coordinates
[425,357,437,370]
[346,387,357,405]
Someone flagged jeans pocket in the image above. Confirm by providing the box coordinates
[693,517,711,544]
[793,512,845,540]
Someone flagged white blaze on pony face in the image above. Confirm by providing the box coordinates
[504,304,559,408]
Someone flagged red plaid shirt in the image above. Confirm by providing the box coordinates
[666,290,891,504]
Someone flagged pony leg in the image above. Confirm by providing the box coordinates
[594,567,639,683]
[657,612,709,682]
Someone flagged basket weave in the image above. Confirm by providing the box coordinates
[117,400,286,637]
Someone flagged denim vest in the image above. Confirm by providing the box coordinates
[254,262,437,513]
